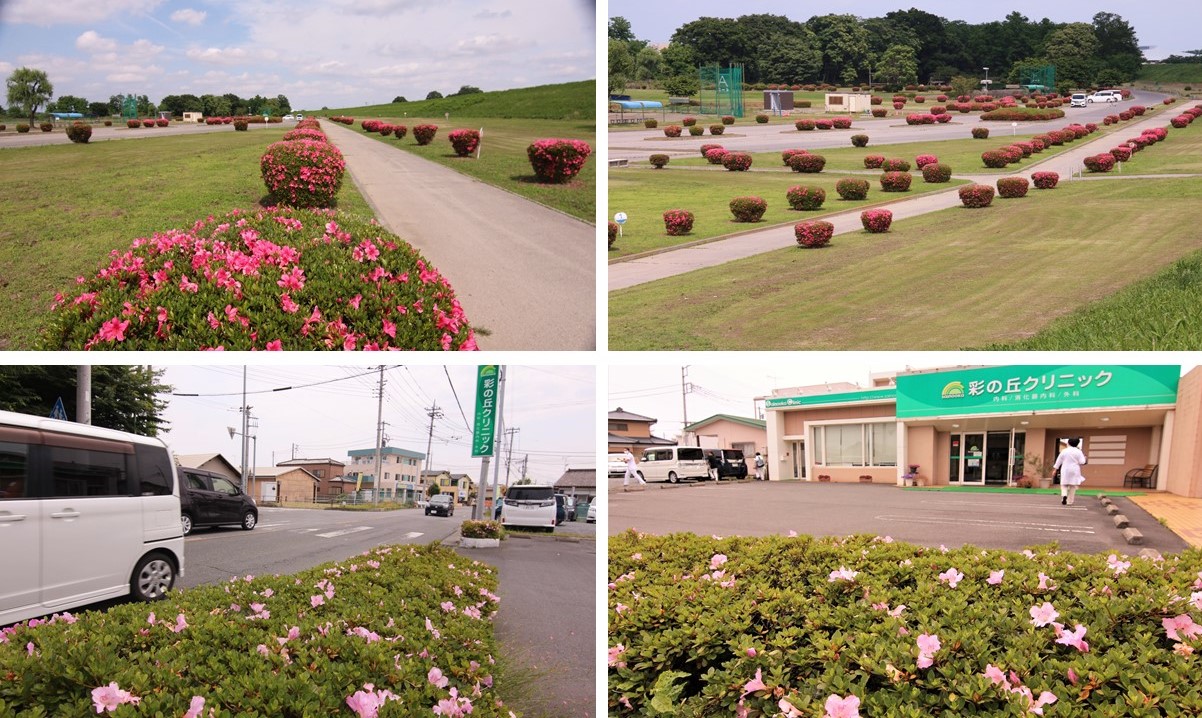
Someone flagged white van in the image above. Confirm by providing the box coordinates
[639,446,709,483]
[499,485,557,531]
[0,410,184,626]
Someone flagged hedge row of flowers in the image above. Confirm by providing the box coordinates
[329,116,356,124]
[609,530,1202,717]
[41,207,477,351]
[903,113,952,125]
[1,544,514,716]
[794,117,853,131]
[979,108,1066,121]
[662,124,733,137]
[129,118,171,128]
[361,119,410,139]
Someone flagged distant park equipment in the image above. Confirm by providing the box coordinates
[121,95,137,119]
[1021,65,1056,93]
[699,64,744,118]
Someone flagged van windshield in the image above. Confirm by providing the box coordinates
[506,486,554,502]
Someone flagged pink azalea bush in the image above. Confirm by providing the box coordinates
[781,148,806,165]
[879,171,912,192]
[705,147,729,165]
[413,124,438,145]
[722,152,753,171]
[795,119,816,131]
[282,128,327,142]
[881,158,911,172]
[729,196,767,222]
[663,209,694,236]
[260,140,346,208]
[663,125,682,137]
[860,208,892,233]
[786,185,825,211]
[922,162,952,183]
[959,184,995,208]
[1083,153,1117,173]
[835,178,869,200]
[700,143,724,158]
[997,177,1030,198]
[447,129,481,157]
[794,221,834,248]
[526,138,592,183]
[41,208,477,351]
[788,154,825,173]
[863,154,885,169]
[915,154,938,169]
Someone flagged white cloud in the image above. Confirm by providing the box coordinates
[3,0,162,26]
[332,0,437,16]
[453,34,533,56]
[474,9,512,19]
[170,8,207,26]
[76,31,119,53]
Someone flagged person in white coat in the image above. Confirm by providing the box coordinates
[1053,438,1087,505]
[623,448,645,491]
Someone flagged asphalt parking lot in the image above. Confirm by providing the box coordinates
[609,480,1191,555]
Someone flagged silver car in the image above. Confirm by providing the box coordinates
[1088,90,1119,103]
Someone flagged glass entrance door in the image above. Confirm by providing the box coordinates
[952,431,1026,486]
[790,441,805,480]
[961,433,985,485]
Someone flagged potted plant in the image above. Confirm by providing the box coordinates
[459,519,504,548]
[1024,453,1055,489]
[817,474,832,483]
[899,465,920,487]
[859,474,873,483]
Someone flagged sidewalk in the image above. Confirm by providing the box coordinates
[1129,493,1202,548]
[322,123,595,349]
[610,103,1200,292]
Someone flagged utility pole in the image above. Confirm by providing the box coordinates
[681,366,692,445]
[424,402,444,487]
[520,454,528,483]
[502,427,519,487]
[240,366,250,492]
[372,366,385,504]
[291,443,299,460]
[76,365,92,425]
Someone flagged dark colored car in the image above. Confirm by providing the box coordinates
[179,467,258,536]
[425,494,454,517]
[718,449,748,480]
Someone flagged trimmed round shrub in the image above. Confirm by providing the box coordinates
[392,125,408,139]
[41,207,477,351]
[1142,127,1168,142]
[981,150,1009,168]
[794,221,834,248]
[233,120,249,131]
[126,120,140,129]
[65,122,92,144]
[996,177,1030,198]
[786,185,825,211]
[881,158,911,172]
[103,120,112,127]
[283,128,326,142]
[362,119,383,132]
[1000,146,1023,164]
[644,118,658,129]
[663,125,682,137]
[832,117,852,129]
[141,119,155,128]
[1170,115,1191,129]
[850,134,869,147]
[1110,146,1133,162]
[788,154,825,173]
[958,184,995,208]
[935,113,951,123]
[1083,153,1116,172]
[0,124,5,131]
[682,117,697,127]
[815,119,834,130]
[448,129,481,157]
[794,119,815,131]
[260,140,346,208]
[971,127,989,139]
[156,118,169,127]
[722,152,753,171]
[688,125,705,136]
[16,124,30,133]
[700,143,724,157]
[870,96,883,105]
[729,196,767,222]
[781,148,807,165]
[863,154,885,169]
[914,95,925,103]
[879,171,912,192]
[755,114,769,124]
[608,222,618,248]
[721,115,735,125]
[663,209,694,236]
[893,101,905,110]
[526,138,592,183]
[922,163,952,183]
[377,125,394,137]
[39,122,53,132]
[705,148,729,165]
[413,124,438,145]
[861,209,892,233]
[649,154,669,168]
[871,108,887,118]
[914,154,937,169]
[834,178,869,201]
[708,124,725,135]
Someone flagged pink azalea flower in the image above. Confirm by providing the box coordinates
[441,601,456,613]
[1191,591,1202,611]
[179,275,199,293]
[1030,602,1059,627]
[1106,554,1131,575]
[987,570,1005,585]
[1163,614,1202,641]
[1066,667,1079,685]
[938,568,964,588]
[91,682,140,713]
[1055,624,1090,652]
[745,647,757,657]
[1037,572,1056,590]
[98,317,130,342]
[346,684,400,718]
[170,613,188,633]
[280,293,300,313]
[183,695,206,718]
[608,644,626,667]
[983,663,1010,689]
[828,566,858,582]
[915,633,941,668]
[710,554,728,570]
[888,604,907,618]
[742,667,767,695]
[311,594,325,608]
[428,666,449,688]
[1026,689,1058,715]
[824,694,861,718]
[778,698,804,717]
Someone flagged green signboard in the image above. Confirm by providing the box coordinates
[896,365,1180,418]
[766,387,896,409]
[471,365,499,457]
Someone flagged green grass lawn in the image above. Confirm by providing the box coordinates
[318,80,594,121]
[1114,122,1202,174]
[608,167,965,256]
[0,129,373,349]
[609,177,1202,350]
[344,116,595,222]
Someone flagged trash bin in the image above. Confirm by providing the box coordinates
[575,501,590,521]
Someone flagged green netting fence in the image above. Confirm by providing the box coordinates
[699,65,744,117]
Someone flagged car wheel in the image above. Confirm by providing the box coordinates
[130,552,175,601]
[181,513,194,536]
[241,511,257,530]
[668,471,678,483]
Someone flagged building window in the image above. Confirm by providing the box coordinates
[315,469,324,478]
[609,422,629,431]
[813,422,896,467]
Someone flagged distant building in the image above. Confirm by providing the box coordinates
[421,470,474,504]
[175,453,241,483]
[684,414,767,460]
[554,467,596,503]
[608,407,677,453]
[249,466,320,504]
[346,446,425,502]
[277,458,347,498]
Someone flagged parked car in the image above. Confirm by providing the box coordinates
[607,453,627,479]
[555,493,576,522]
[639,446,708,483]
[500,485,557,531]
[1088,90,1119,103]
[283,114,295,121]
[0,409,185,626]
[425,493,454,517]
[586,502,597,523]
[1069,93,1088,107]
[179,467,258,535]
[717,449,748,480]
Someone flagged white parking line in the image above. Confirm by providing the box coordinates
[920,500,1090,512]
[402,532,424,539]
[316,526,373,538]
[874,514,1096,534]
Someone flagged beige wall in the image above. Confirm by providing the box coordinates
[692,420,767,453]
[1036,428,1155,488]
[781,403,896,436]
[1168,368,1202,498]
[278,470,317,503]
[610,419,653,439]
[905,425,938,485]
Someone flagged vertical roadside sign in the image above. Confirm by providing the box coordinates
[50,397,68,421]
[472,365,499,457]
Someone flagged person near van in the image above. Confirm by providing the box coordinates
[754,452,766,481]
[706,451,721,481]
[622,448,645,490]
[1053,438,1087,506]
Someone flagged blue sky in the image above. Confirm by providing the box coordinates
[0,0,595,111]
[609,1,1200,61]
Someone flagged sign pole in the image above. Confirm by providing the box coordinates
[477,127,483,160]
[489,367,507,520]
[469,365,501,519]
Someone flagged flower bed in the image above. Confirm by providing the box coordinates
[283,128,327,142]
[794,221,834,248]
[1084,154,1117,172]
[863,154,885,169]
[663,209,694,236]
[261,140,346,208]
[980,108,1066,121]
[41,208,476,351]
[835,178,869,200]
[788,154,825,173]
[460,519,504,539]
[705,148,729,165]
[448,129,481,157]
[959,183,996,208]
[722,152,753,171]
[1,544,512,716]
[526,138,592,183]
[861,208,892,233]
[729,196,767,222]
[1032,171,1059,189]
[786,185,825,211]
[648,154,669,169]
[609,531,1202,717]
[413,124,438,145]
[922,163,952,183]
[879,171,912,192]
[997,177,1030,198]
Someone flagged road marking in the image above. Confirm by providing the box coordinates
[403,532,424,539]
[920,500,1089,512]
[874,514,1096,534]
[316,526,373,538]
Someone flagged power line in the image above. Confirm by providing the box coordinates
[444,367,473,433]
[172,368,380,397]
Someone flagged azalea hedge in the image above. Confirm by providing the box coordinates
[260,139,346,208]
[609,531,1202,717]
[40,207,477,351]
[0,544,516,717]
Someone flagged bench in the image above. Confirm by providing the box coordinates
[608,159,628,168]
[1123,464,1157,488]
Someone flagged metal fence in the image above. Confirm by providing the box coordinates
[699,64,745,118]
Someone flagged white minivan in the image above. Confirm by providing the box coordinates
[639,446,709,483]
[0,410,184,626]
[499,485,557,531]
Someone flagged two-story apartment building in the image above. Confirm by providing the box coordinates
[346,446,425,502]
[421,470,474,504]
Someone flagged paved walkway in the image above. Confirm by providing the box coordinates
[610,101,1201,292]
[322,123,595,349]
[1130,493,1202,548]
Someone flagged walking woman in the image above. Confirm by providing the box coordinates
[1053,438,1087,505]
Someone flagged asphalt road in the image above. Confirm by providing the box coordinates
[609,480,1191,556]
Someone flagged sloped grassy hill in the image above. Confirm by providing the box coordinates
[316,80,594,120]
